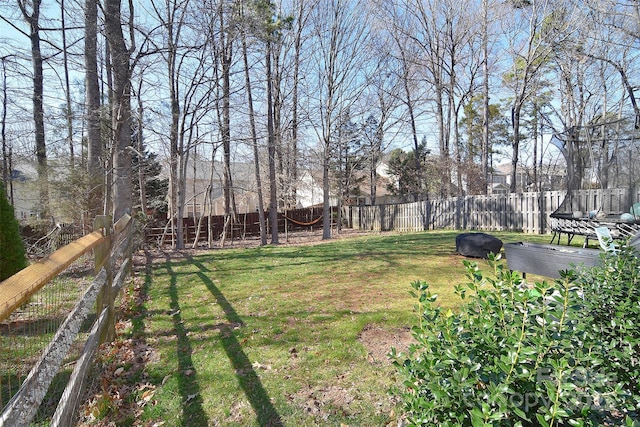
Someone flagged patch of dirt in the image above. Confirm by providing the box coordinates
[358,324,413,364]
[289,323,413,424]
[293,371,404,425]
[224,399,251,425]
[296,383,356,420]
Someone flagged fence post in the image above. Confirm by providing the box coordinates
[93,215,115,343]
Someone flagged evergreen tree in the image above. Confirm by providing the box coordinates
[330,110,367,204]
[131,141,168,218]
[0,182,28,281]
[386,141,432,201]
[460,98,511,165]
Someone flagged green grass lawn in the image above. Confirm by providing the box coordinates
[86,230,555,427]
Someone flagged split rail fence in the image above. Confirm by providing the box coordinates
[347,188,639,235]
[0,214,134,427]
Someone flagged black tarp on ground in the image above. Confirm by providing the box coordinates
[456,232,503,259]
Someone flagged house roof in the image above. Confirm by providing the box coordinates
[160,154,257,188]
[493,163,512,175]
[492,162,566,177]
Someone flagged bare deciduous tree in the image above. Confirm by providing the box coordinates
[307,0,370,239]
[85,0,103,219]
[240,28,267,245]
[502,0,571,192]
[18,0,49,218]
[104,0,133,220]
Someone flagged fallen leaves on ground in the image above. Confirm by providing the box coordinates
[77,275,161,427]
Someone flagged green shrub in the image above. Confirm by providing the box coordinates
[0,183,28,281]
[392,255,639,427]
[578,245,640,398]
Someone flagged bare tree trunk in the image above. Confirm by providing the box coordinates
[610,102,625,188]
[556,60,586,194]
[164,0,185,249]
[510,104,522,193]
[510,68,532,193]
[104,0,133,221]
[532,106,538,191]
[242,35,267,246]
[538,119,543,192]
[207,143,219,248]
[192,144,197,222]
[600,81,609,189]
[103,42,113,217]
[266,40,279,244]
[219,6,238,242]
[481,0,490,193]
[396,38,422,197]
[454,109,463,196]
[192,181,211,249]
[310,0,369,239]
[61,0,74,169]
[322,141,331,239]
[85,0,103,220]
[290,0,305,209]
[168,18,180,248]
[1,58,17,206]
[435,89,449,197]
[272,42,285,211]
[336,133,344,232]
[135,78,147,215]
[19,0,49,219]
[1,57,9,192]
[177,132,191,247]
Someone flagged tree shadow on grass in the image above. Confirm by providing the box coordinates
[185,254,284,427]
[163,253,209,427]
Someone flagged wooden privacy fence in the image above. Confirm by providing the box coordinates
[0,214,134,427]
[348,188,640,234]
[146,206,328,246]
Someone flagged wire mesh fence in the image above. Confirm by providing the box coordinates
[0,215,133,427]
[0,253,95,425]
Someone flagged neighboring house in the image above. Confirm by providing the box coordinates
[339,159,400,206]
[490,163,566,194]
[167,155,260,218]
[489,165,511,195]
[166,155,331,217]
[9,168,37,220]
[370,160,405,205]
[7,156,82,223]
[169,154,403,216]
[296,168,326,208]
[537,163,567,191]
[5,159,40,221]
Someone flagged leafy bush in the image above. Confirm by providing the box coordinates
[0,183,28,281]
[392,254,640,427]
[577,245,640,398]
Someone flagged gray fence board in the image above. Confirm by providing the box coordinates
[349,189,640,235]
